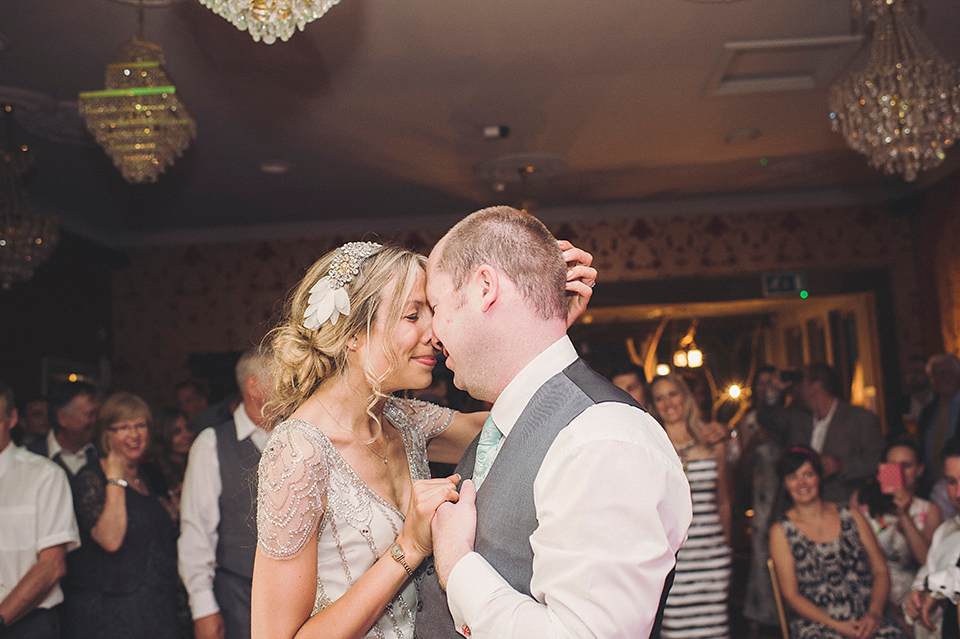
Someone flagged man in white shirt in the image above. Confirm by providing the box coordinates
[25,383,100,480]
[905,437,960,639]
[179,349,272,639]
[0,380,81,639]
[417,206,692,639]
[758,364,884,502]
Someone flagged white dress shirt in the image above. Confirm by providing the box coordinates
[912,515,960,604]
[178,404,269,620]
[43,430,97,476]
[810,399,838,454]
[445,336,693,638]
[0,443,80,609]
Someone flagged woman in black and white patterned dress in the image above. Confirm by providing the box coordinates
[769,446,906,639]
[651,373,732,639]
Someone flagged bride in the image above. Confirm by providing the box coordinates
[251,239,594,639]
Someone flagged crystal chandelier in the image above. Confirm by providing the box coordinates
[828,0,960,182]
[79,37,196,184]
[200,0,343,44]
[0,109,58,289]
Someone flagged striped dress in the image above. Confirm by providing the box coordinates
[661,457,732,639]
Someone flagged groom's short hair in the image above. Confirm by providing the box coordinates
[435,206,567,320]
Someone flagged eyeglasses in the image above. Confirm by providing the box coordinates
[109,421,149,434]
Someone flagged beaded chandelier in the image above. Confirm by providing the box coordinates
[828,0,960,182]
[199,0,343,44]
[0,121,58,289]
[78,37,196,184]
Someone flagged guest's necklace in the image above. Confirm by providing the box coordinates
[795,504,827,540]
[673,438,697,474]
[316,398,388,464]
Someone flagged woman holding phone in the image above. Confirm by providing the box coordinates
[852,441,941,609]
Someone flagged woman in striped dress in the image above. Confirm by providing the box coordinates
[651,374,732,639]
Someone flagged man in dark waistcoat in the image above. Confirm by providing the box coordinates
[417,206,692,639]
[179,349,272,639]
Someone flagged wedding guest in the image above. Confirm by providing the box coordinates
[26,383,100,481]
[899,356,934,434]
[63,392,179,639]
[741,368,788,635]
[180,349,273,639]
[150,407,194,516]
[0,380,80,639]
[853,441,941,611]
[770,446,905,639]
[650,373,732,639]
[903,436,960,639]
[11,395,49,446]
[759,363,884,502]
[610,362,652,410]
[176,380,209,423]
[917,354,960,496]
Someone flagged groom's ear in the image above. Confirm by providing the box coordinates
[474,264,499,312]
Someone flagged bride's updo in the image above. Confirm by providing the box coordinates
[264,242,427,428]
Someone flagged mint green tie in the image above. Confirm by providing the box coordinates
[472,415,502,490]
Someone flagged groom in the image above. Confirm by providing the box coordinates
[417,206,692,638]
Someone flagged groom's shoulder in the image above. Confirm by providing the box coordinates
[561,358,644,411]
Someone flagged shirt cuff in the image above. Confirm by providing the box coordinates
[927,572,960,605]
[446,552,513,635]
[189,589,220,620]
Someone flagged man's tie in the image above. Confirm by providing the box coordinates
[472,415,502,490]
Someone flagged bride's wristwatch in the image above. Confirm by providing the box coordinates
[390,541,413,577]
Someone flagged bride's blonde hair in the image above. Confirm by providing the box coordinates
[263,244,427,429]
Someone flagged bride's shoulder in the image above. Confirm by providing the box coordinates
[262,418,331,470]
[384,396,455,435]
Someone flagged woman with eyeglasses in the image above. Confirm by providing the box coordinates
[62,392,179,639]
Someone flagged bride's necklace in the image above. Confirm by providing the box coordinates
[316,398,389,464]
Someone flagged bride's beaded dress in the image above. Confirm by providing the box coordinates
[257,398,454,639]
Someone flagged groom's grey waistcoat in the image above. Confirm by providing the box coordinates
[417,358,674,639]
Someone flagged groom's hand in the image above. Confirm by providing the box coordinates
[558,240,596,327]
[432,479,477,590]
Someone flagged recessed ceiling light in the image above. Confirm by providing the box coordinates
[260,160,291,174]
[475,152,567,183]
[725,128,762,144]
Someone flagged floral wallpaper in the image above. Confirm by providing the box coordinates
[112,204,922,407]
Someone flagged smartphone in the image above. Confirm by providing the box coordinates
[877,462,904,494]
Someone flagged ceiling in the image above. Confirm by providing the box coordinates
[2,0,959,247]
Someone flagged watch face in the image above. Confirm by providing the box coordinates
[391,543,403,560]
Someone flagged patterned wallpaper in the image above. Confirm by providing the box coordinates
[112,204,922,407]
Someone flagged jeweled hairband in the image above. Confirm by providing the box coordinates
[303,241,382,330]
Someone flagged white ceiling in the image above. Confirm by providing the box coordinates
[2,0,958,246]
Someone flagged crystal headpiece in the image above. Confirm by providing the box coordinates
[303,241,382,330]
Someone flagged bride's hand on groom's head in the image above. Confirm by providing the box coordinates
[432,479,478,590]
[400,474,462,562]
[558,240,597,328]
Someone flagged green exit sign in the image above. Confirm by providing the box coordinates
[762,272,808,297]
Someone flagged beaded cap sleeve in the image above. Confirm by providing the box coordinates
[257,420,329,560]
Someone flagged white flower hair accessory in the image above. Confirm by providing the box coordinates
[303,241,382,330]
